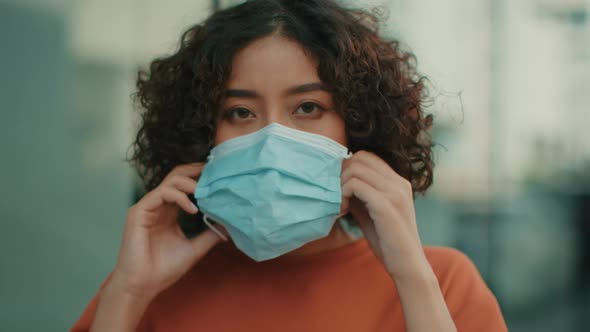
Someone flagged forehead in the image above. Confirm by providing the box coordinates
[227,35,320,89]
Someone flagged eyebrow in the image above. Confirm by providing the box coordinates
[225,82,329,98]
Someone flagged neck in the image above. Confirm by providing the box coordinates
[283,221,358,257]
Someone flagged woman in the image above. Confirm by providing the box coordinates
[71,0,507,331]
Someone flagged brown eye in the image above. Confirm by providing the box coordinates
[225,107,255,120]
[294,102,324,115]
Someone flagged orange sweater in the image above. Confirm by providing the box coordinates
[70,239,507,331]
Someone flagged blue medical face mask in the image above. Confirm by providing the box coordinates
[194,123,351,261]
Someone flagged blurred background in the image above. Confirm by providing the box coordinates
[0,0,588,331]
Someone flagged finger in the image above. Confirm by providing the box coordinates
[341,177,390,217]
[341,160,395,194]
[345,151,401,182]
[353,202,382,253]
[163,175,198,195]
[188,229,224,261]
[344,179,409,240]
[163,163,205,181]
[140,186,199,214]
[345,152,414,200]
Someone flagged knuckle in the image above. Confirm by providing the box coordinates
[400,178,413,192]
[183,162,205,170]
[168,163,191,177]
[345,163,362,177]
[348,162,360,173]
[151,185,165,195]
[156,186,172,198]
[173,163,188,171]
[167,175,183,186]
[126,204,141,220]
[350,177,361,188]
[355,150,370,158]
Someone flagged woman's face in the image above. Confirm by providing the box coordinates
[214,35,347,146]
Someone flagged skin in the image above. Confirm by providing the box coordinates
[90,35,456,332]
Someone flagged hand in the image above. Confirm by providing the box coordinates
[109,163,225,302]
[340,151,430,280]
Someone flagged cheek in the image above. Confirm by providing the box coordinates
[214,113,348,147]
[319,112,347,146]
[213,122,234,145]
[214,120,261,145]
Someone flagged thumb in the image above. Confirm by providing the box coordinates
[188,229,224,262]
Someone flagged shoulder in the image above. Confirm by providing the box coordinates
[422,246,508,331]
[422,246,486,297]
[423,246,480,286]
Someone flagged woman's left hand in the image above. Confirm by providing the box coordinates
[341,151,458,331]
[340,151,431,281]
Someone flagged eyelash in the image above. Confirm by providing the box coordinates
[223,107,253,120]
[294,101,326,115]
[223,101,326,120]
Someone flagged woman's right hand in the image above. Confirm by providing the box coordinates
[108,162,224,302]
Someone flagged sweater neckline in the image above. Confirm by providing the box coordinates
[214,237,372,267]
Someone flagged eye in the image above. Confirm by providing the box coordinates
[294,102,325,115]
[224,107,255,120]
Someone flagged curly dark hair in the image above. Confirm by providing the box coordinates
[129,0,434,209]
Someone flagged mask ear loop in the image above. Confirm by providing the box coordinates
[336,151,356,237]
[202,215,228,241]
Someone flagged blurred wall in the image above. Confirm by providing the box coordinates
[0,0,213,331]
[0,3,131,331]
